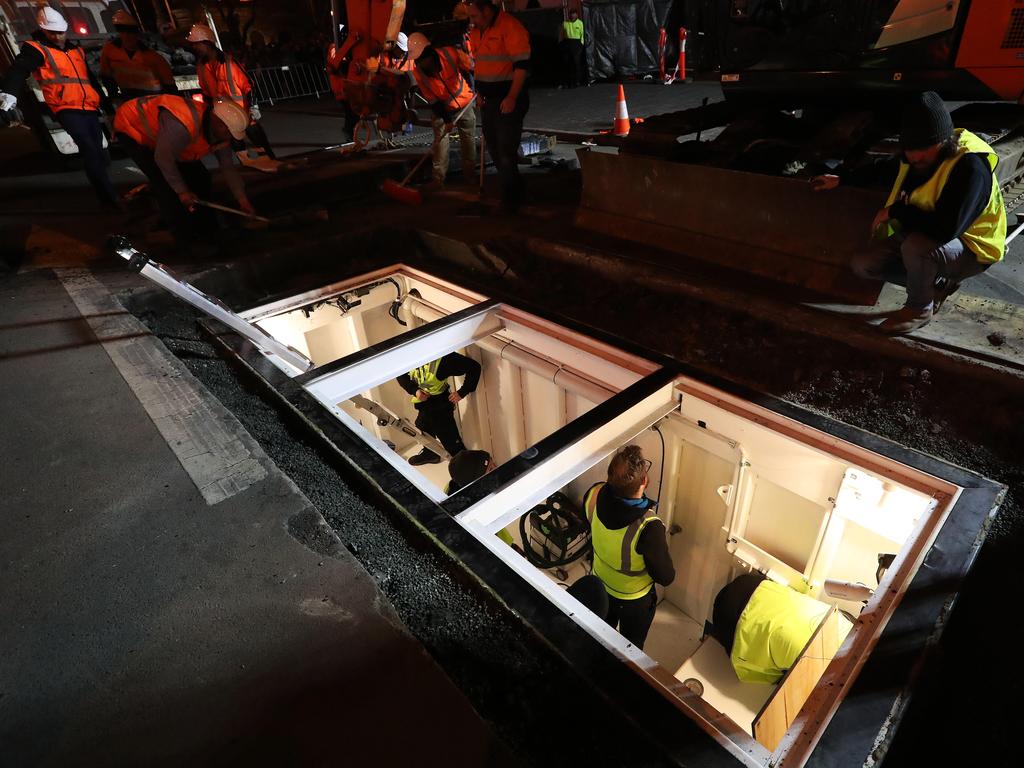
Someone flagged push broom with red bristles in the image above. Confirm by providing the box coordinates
[381,96,477,206]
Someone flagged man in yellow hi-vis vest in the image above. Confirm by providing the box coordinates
[583,445,675,649]
[812,91,1007,335]
[396,352,481,466]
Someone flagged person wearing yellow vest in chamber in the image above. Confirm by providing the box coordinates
[811,91,1007,335]
[583,445,675,649]
[396,353,481,466]
[445,449,516,547]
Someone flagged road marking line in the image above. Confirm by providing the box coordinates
[57,268,267,505]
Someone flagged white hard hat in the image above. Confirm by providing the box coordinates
[211,98,249,140]
[406,32,430,61]
[112,10,139,28]
[37,7,68,33]
[395,32,409,52]
[186,23,217,44]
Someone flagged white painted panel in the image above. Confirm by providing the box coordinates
[680,395,846,508]
[744,478,828,573]
[304,306,503,404]
[873,0,961,49]
[522,370,564,447]
[666,440,738,623]
[458,386,680,533]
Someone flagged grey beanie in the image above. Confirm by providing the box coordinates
[900,91,954,150]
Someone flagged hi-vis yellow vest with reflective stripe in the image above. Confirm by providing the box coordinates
[885,128,1006,264]
[584,482,659,600]
[409,359,448,402]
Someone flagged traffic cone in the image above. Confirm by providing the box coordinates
[613,84,630,137]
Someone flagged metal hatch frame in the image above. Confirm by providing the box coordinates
[194,264,1003,768]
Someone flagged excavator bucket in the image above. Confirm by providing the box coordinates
[575,150,887,305]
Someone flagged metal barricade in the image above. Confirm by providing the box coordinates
[249,62,331,106]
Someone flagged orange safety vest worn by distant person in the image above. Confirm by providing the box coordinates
[197,55,250,107]
[25,41,101,113]
[113,94,212,161]
[413,47,474,112]
[100,41,173,94]
[469,10,529,85]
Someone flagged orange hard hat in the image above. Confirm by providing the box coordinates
[112,10,139,28]
[186,23,217,44]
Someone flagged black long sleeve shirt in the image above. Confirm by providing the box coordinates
[888,153,992,247]
[841,152,993,249]
[396,352,482,400]
[1,34,111,113]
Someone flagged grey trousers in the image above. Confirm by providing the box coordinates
[431,109,477,184]
[852,233,990,310]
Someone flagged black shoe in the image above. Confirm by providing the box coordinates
[933,278,961,313]
[409,449,441,466]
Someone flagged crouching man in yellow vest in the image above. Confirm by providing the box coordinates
[812,91,1006,335]
[583,445,675,649]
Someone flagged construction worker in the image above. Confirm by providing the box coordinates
[0,8,122,211]
[100,10,176,102]
[446,449,492,493]
[446,450,518,546]
[384,33,413,74]
[112,95,254,246]
[558,8,585,89]
[812,92,1007,334]
[186,23,275,158]
[467,0,531,213]
[396,353,481,466]
[583,445,675,649]
[408,33,477,187]
[326,28,359,141]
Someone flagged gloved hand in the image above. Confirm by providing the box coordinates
[0,92,17,111]
[249,103,261,121]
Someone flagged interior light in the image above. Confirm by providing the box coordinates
[77,25,88,34]
[834,469,924,543]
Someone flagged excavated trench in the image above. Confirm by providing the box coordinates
[123,226,1023,768]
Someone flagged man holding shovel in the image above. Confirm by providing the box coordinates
[113,94,255,247]
[407,33,477,188]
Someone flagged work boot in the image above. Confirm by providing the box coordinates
[409,448,441,466]
[933,278,961,313]
[879,306,933,335]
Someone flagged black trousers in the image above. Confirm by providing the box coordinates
[559,40,585,88]
[481,90,529,212]
[414,395,465,456]
[604,588,658,649]
[117,133,214,244]
[57,109,120,207]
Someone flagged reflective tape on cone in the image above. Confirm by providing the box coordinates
[613,84,630,137]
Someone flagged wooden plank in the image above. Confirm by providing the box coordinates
[753,609,844,753]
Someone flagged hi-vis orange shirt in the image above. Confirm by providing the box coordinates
[469,10,529,94]
[100,42,173,95]
[197,56,250,107]
[413,47,474,113]
[26,41,100,113]
[114,94,212,161]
